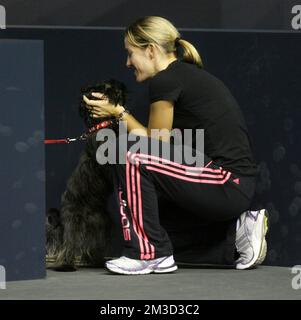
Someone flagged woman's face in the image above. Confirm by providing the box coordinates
[124,38,156,82]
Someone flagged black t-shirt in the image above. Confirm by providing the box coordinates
[149,60,258,176]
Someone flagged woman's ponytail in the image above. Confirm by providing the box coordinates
[176,38,203,68]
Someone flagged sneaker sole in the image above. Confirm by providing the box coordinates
[106,263,178,275]
[236,209,269,270]
[153,264,178,274]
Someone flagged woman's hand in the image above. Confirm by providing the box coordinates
[83,92,124,118]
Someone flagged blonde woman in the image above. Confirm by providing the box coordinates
[84,16,268,275]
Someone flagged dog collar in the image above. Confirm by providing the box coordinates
[45,119,116,144]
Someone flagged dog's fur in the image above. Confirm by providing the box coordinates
[46,80,127,271]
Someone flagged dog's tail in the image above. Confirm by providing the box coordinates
[46,208,63,263]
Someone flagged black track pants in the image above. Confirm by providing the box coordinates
[111,136,256,260]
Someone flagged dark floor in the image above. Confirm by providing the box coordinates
[0,265,300,300]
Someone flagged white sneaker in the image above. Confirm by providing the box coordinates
[235,209,269,270]
[105,255,178,275]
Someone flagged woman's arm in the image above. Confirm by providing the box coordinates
[83,95,174,141]
[147,100,174,141]
[120,100,174,141]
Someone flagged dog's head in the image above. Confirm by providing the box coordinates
[79,79,127,129]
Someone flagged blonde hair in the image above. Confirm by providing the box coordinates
[125,16,203,68]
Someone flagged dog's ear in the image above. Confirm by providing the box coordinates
[106,79,127,107]
[80,84,95,96]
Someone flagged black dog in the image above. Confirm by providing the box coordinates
[46,79,127,271]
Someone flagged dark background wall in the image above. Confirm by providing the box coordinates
[0,40,45,281]
[1,27,300,267]
[1,0,301,31]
